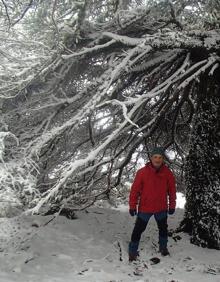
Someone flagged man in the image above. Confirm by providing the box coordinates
[128,147,176,261]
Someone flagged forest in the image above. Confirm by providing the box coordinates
[0,0,219,251]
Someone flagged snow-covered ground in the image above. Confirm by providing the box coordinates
[0,199,220,282]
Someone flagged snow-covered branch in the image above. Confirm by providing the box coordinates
[1,0,220,215]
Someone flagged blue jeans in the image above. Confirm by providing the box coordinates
[129,211,168,256]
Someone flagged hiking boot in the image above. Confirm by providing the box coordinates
[129,251,139,262]
[159,247,170,256]
[129,254,137,262]
[128,241,139,262]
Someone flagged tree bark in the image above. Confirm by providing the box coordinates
[182,73,220,249]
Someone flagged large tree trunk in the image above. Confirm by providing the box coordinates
[183,74,220,249]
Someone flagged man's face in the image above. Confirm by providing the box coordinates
[150,154,164,168]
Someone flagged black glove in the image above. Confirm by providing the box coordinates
[168,209,175,215]
[129,209,137,217]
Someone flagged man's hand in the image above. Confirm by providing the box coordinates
[129,209,137,216]
[168,209,175,215]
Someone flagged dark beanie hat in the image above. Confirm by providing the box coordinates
[151,147,165,157]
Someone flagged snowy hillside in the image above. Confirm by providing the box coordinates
[0,205,220,282]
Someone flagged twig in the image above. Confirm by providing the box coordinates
[12,0,34,26]
[1,0,11,27]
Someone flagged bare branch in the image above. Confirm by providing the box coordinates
[12,0,34,26]
[1,0,11,27]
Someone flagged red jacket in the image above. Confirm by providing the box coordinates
[129,162,176,213]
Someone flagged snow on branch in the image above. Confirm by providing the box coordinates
[28,68,115,155]
[128,53,191,103]
[209,63,219,76]
[0,130,40,208]
[203,31,220,49]
[30,93,147,213]
[130,50,181,73]
[103,31,143,46]
[98,99,139,128]
[62,39,116,59]
[0,131,19,161]
[0,30,53,98]
[108,45,143,85]
[2,0,220,214]
[0,157,40,207]
[29,45,152,155]
[133,29,201,50]
[128,46,153,68]
[178,56,218,90]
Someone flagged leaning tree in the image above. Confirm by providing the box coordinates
[0,0,220,248]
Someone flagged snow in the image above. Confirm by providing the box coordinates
[0,206,220,282]
[103,32,143,46]
[62,39,116,59]
[176,193,186,209]
[98,99,139,128]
